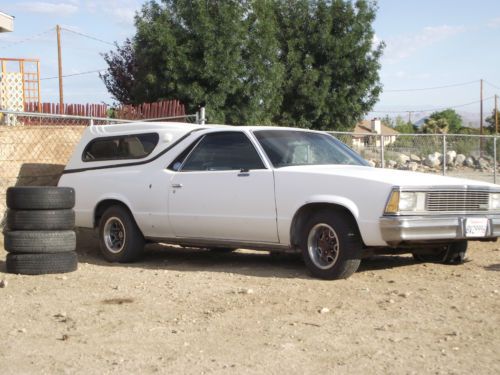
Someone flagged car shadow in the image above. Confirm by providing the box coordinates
[76,229,419,279]
[0,259,5,273]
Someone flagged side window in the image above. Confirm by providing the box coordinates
[181,132,265,171]
[83,133,159,162]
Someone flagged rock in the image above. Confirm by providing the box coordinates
[367,159,376,167]
[455,154,466,166]
[397,154,410,164]
[408,162,419,172]
[446,150,457,166]
[465,156,475,168]
[410,154,421,162]
[319,307,330,314]
[424,153,441,168]
[0,279,7,288]
[238,288,254,295]
[478,158,490,170]
[387,160,397,168]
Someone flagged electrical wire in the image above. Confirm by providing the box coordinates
[61,27,115,46]
[371,96,496,114]
[41,69,106,80]
[484,80,500,90]
[0,27,54,50]
[383,80,478,93]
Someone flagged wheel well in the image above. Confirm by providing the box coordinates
[94,199,133,228]
[290,203,362,247]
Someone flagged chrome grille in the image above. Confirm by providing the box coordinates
[425,191,490,212]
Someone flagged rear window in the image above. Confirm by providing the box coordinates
[82,133,159,162]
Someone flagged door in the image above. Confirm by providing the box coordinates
[168,131,278,243]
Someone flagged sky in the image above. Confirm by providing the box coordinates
[0,0,499,122]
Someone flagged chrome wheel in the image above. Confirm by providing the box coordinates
[103,217,126,254]
[307,223,340,270]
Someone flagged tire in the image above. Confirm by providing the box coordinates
[7,187,75,210]
[413,241,468,265]
[300,210,362,280]
[4,230,76,254]
[99,205,145,262]
[6,209,75,230]
[6,252,78,275]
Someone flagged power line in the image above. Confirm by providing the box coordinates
[61,27,115,47]
[484,80,500,90]
[384,80,478,93]
[41,69,106,80]
[0,27,54,50]
[371,96,496,114]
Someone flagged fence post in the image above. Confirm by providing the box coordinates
[89,117,94,126]
[494,137,497,184]
[199,107,206,125]
[379,135,385,168]
[442,134,446,176]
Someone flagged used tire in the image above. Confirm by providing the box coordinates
[99,205,145,262]
[300,210,362,280]
[6,252,78,275]
[413,241,468,265]
[4,230,76,254]
[6,209,75,230]
[7,187,75,210]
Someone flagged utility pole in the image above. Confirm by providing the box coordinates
[407,111,412,124]
[56,24,64,113]
[496,94,498,134]
[480,79,483,135]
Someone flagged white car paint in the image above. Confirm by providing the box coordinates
[59,122,500,250]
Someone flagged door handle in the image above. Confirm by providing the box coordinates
[171,183,183,188]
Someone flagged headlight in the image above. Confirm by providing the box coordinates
[489,193,500,210]
[385,190,426,214]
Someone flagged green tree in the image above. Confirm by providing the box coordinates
[101,0,384,128]
[427,109,463,133]
[485,108,500,134]
[393,115,415,133]
[274,0,384,130]
[422,118,449,134]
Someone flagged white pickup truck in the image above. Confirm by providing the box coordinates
[58,122,500,279]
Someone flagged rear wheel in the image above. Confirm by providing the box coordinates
[412,241,468,265]
[99,205,145,262]
[300,210,362,280]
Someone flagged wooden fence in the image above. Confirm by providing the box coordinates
[23,100,186,122]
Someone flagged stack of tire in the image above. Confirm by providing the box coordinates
[4,187,78,275]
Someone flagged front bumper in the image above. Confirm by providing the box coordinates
[380,215,500,245]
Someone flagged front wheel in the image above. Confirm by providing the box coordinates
[413,241,467,265]
[300,211,362,280]
[99,205,145,262]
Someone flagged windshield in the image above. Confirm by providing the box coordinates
[254,130,369,168]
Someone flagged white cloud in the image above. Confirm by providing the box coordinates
[488,17,500,28]
[84,0,140,27]
[383,25,465,64]
[14,1,79,16]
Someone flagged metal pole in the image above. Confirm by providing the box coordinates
[496,94,498,134]
[494,137,497,184]
[442,134,446,176]
[200,106,206,125]
[380,135,385,168]
[56,25,64,113]
[480,79,483,135]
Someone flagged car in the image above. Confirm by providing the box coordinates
[58,122,500,279]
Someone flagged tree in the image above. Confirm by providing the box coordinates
[427,109,462,133]
[422,118,449,134]
[485,108,500,134]
[274,0,384,130]
[393,115,415,133]
[101,0,384,128]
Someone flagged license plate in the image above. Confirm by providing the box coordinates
[465,218,488,237]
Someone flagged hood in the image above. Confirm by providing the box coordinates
[280,165,500,189]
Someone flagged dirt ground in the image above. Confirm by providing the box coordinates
[0,230,499,375]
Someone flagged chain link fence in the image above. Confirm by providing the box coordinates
[331,132,499,184]
[0,110,200,220]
